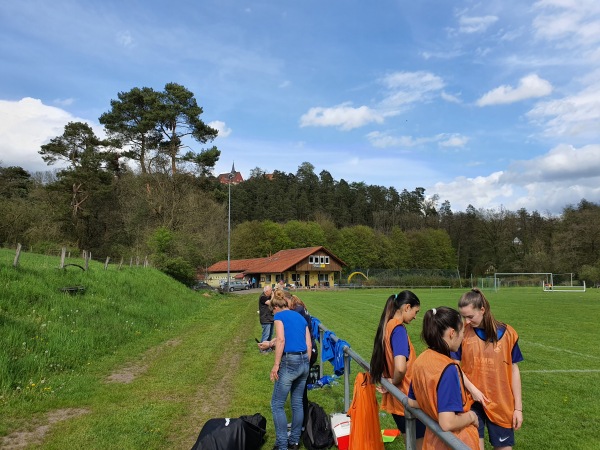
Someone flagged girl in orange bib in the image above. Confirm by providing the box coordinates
[370,290,425,450]
[408,306,479,450]
[454,288,523,450]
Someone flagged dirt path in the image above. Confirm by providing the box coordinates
[1,298,257,449]
[0,408,90,449]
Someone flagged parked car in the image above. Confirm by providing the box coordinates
[222,280,250,292]
[191,281,217,291]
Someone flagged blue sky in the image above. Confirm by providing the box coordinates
[1,0,599,215]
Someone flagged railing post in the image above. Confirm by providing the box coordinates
[343,350,351,413]
[319,328,324,379]
[404,406,417,450]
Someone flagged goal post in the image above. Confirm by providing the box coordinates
[494,272,586,292]
[494,273,552,292]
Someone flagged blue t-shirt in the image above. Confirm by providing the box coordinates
[408,364,464,413]
[391,325,410,359]
[451,326,524,363]
[274,309,307,353]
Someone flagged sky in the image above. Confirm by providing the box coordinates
[1,0,600,215]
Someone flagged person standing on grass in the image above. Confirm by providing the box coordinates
[267,293,311,450]
[454,288,523,450]
[407,307,480,450]
[258,285,274,352]
[370,290,425,450]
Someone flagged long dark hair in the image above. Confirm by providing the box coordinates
[370,290,420,382]
[421,306,463,357]
[458,288,503,345]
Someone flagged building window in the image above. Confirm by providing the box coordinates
[309,256,314,264]
[319,256,325,264]
[318,274,329,282]
[265,274,272,283]
[325,256,330,264]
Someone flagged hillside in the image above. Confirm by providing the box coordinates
[0,248,262,448]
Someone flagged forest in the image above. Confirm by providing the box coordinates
[1,83,600,286]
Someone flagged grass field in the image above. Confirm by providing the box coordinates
[299,287,600,449]
[1,248,599,449]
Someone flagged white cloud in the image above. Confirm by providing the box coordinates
[439,134,469,148]
[477,74,553,106]
[502,143,600,183]
[378,71,445,114]
[432,143,600,213]
[208,120,232,138]
[533,0,600,46]
[300,71,445,131]
[458,15,498,34]
[366,131,469,149]
[0,98,88,172]
[116,30,135,48]
[299,103,384,130]
[527,76,600,137]
[366,132,424,148]
[53,98,75,107]
[441,91,461,103]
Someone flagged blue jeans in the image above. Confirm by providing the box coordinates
[271,353,309,449]
[261,323,273,343]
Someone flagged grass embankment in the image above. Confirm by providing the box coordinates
[0,249,268,448]
[2,250,599,449]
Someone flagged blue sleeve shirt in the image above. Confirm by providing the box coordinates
[274,309,307,353]
[390,325,410,359]
[408,365,464,413]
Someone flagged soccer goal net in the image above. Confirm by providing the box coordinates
[542,273,586,292]
[494,273,551,292]
[493,273,586,292]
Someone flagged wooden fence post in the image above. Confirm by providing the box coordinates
[60,247,66,269]
[85,252,90,271]
[104,256,110,270]
[119,257,123,270]
[13,243,22,267]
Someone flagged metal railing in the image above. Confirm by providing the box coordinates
[316,322,471,450]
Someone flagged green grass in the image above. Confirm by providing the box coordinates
[299,287,600,449]
[1,248,599,449]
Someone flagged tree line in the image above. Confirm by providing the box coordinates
[1,83,599,285]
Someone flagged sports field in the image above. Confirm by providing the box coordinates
[297,287,600,449]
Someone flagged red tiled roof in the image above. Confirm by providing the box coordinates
[206,246,346,274]
[217,171,244,184]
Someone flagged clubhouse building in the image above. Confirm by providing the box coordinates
[204,246,346,289]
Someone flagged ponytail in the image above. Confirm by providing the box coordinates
[421,306,462,357]
[370,290,420,382]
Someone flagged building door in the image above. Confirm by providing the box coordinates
[304,272,310,288]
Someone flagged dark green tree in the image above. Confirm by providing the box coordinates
[155,83,219,175]
[99,87,162,174]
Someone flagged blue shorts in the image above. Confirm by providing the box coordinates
[392,413,426,439]
[471,402,515,447]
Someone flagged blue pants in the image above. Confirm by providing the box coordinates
[271,353,309,449]
[260,323,273,343]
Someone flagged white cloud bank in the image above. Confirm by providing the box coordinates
[432,143,600,213]
[299,71,445,131]
[477,74,553,106]
[0,98,82,172]
[299,103,385,130]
